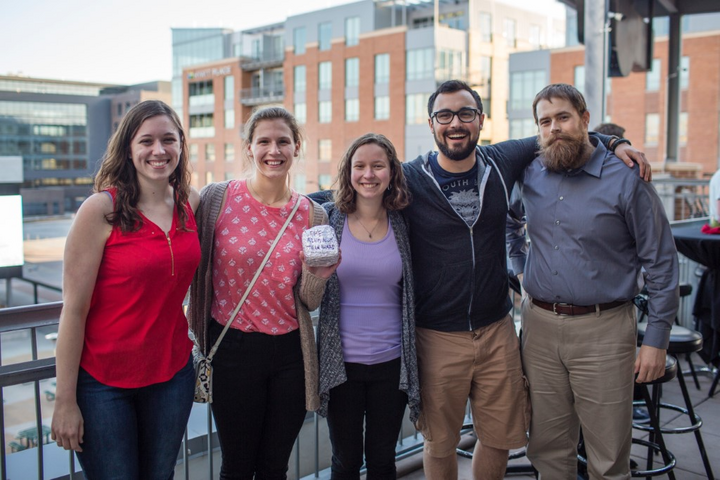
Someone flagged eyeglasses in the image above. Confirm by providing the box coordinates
[431,108,481,125]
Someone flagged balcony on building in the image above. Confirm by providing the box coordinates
[239,83,284,107]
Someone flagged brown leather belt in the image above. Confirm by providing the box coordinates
[531,298,627,316]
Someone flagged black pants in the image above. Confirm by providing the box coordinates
[326,358,408,480]
[209,320,307,480]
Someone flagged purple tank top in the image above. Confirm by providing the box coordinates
[336,216,403,364]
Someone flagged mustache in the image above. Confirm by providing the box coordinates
[546,133,574,143]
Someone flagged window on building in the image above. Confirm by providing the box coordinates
[346,58,359,87]
[406,93,428,125]
[645,113,660,145]
[529,25,542,49]
[205,143,216,162]
[681,56,689,90]
[479,12,492,43]
[189,80,214,106]
[646,59,661,91]
[294,65,306,93]
[225,143,234,162]
[510,70,545,110]
[224,108,234,129]
[224,76,234,100]
[406,48,434,81]
[375,96,390,120]
[294,27,306,55]
[346,16,360,46]
[318,174,333,190]
[319,101,332,123]
[479,56,492,118]
[251,39,262,61]
[295,103,307,124]
[437,49,464,82]
[509,119,537,139]
[206,171,214,185]
[319,22,332,51]
[503,18,516,48]
[345,98,359,121]
[116,103,122,116]
[319,62,332,90]
[574,65,585,95]
[271,35,283,60]
[375,54,390,84]
[679,112,688,145]
[294,173,307,194]
[318,140,332,162]
[189,113,215,138]
[190,144,198,162]
[439,10,466,30]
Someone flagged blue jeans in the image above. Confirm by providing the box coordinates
[75,356,194,480]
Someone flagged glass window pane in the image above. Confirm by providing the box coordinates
[294,27,306,55]
[319,62,332,90]
[294,65,306,93]
[646,59,661,91]
[346,17,360,46]
[346,58,359,87]
[319,22,332,51]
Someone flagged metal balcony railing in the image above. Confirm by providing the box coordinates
[241,54,284,71]
[239,86,284,107]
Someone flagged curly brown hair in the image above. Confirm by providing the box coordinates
[333,133,411,214]
[93,100,191,232]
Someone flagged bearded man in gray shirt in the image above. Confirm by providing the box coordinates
[508,83,679,479]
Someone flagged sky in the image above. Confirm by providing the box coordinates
[0,0,566,86]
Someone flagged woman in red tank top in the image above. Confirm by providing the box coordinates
[50,100,200,479]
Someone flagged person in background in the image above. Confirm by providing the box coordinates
[317,133,420,480]
[512,84,678,479]
[189,107,338,480]
[51,100,200,479]
[710,168,720,227]
[593,122,625,138]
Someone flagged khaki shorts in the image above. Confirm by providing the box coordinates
[415,315,530,457]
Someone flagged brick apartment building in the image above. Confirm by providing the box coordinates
[176,0,566,192]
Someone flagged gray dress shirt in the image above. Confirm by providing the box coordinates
[508,139,679,349]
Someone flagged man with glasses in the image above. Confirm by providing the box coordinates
[401,80,647,480]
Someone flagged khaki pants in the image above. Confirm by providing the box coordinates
[522,297,636,480]
[415,316,530,457]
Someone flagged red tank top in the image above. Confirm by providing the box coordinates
[80,191,200,388]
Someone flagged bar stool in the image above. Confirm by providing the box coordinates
[636,321,716,479]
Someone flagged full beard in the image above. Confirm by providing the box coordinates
[435,128,479,161]
[539,130,589,172]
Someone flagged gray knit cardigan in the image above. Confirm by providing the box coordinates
[317,205,421,421]
[188,180,328,411]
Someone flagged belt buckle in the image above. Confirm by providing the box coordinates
[552,302,571,315]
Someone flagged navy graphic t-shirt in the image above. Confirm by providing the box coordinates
[428,152,482,226]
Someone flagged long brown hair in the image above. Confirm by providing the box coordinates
[94,100,191,232]
[333,133,410,214]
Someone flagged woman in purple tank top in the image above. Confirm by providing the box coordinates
[317,133,421,479]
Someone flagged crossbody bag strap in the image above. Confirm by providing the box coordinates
[205,195,302,361]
